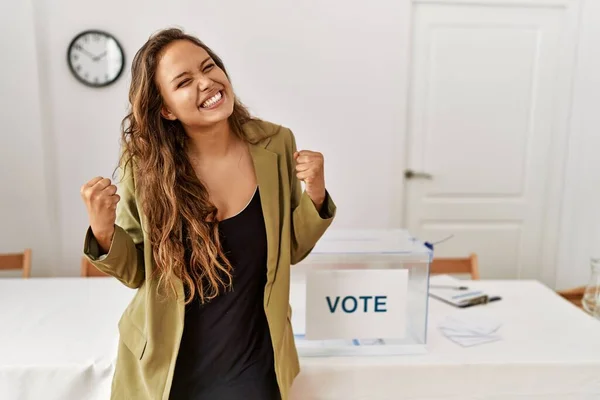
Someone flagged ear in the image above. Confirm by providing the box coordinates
[160,105,177,121]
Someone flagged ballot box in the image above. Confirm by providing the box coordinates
[289,229,433,357]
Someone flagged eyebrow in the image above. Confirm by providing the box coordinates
[170,56,212,83]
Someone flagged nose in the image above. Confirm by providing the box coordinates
[197,75,212,92]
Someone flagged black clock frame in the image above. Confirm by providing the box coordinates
[67,29,125,88]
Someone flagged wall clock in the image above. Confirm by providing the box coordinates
[67,30,125,88]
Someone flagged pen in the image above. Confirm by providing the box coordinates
[458,295,502,308]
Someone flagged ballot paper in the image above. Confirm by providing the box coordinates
[428,275,503,346]
[438,314,503,347]
[428,275,489,308]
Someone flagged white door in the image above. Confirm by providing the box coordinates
[404,1,578,281]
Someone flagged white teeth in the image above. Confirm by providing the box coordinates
[201,91,222,108]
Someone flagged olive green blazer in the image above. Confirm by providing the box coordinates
[83,120,336,400]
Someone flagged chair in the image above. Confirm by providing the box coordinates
[430,253,480,280]
[81,257,110,277]
[0,249,32,278]
[557,286,585,309]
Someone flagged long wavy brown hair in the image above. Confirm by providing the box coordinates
[119,28,254,305]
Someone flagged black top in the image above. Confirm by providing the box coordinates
[169,188,279,400]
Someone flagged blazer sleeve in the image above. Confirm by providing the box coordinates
[83,159,145,289]
[288,130,337,265]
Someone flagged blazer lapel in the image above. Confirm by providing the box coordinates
[249,141,281,305]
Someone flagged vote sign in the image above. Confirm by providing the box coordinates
[305,269,408,340]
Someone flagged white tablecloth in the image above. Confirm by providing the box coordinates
[0,278,134,400]
[291,280,600,400]
[1,278,600,400]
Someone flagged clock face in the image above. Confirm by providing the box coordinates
[67,30,125,88]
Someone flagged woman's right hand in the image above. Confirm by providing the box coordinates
[80,177,120,252]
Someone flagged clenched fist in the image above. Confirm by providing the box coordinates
[294,150,326,210]
[80,177,120,251]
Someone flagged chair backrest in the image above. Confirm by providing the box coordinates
[430,253,480,280]
[81,257,110,277]
[557,286,585,309]
[0,249,32,278]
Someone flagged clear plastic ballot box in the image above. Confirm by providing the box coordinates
[289,229,433,357]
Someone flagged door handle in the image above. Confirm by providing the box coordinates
[404,169,433,180]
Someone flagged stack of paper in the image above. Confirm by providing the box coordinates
[438,314,502,347]
[428,274,489,307]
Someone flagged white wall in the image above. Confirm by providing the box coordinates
[30,0,411,275]
[0,0,58,276]
[555,0,600,289]
[2,0,597,284]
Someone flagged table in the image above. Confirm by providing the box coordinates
[0,278,134,400]
[1,278,599,400]
[291,280,600,400]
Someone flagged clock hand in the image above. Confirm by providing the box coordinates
[73,44,96,59]
[93,51,107,61]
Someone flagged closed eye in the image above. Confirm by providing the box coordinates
[176,79,191,88]
[203,63,215,72]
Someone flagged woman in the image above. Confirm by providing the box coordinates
[80,28,336,400]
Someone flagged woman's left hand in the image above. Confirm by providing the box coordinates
[294,150,326,210]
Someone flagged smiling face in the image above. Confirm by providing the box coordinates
[155,40,235,130]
